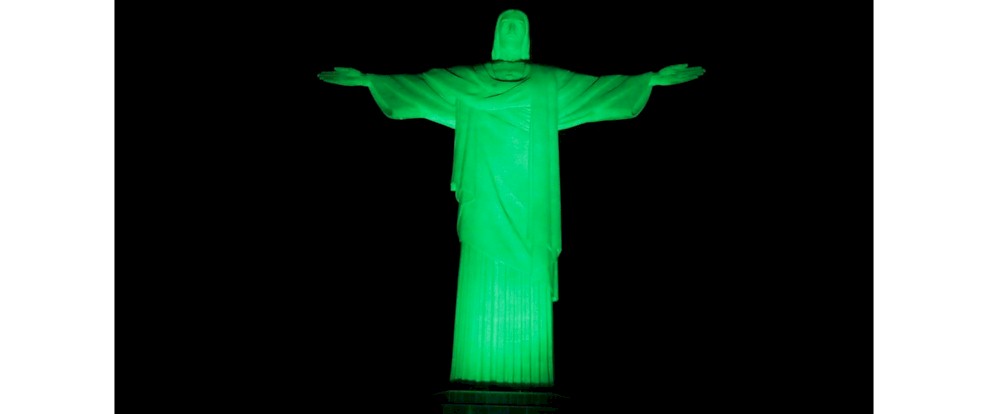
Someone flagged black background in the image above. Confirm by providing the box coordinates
[124,0,869,412]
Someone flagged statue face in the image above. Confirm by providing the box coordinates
[491,9,529,61]
[497,17,525,55]
[498,17,526,45]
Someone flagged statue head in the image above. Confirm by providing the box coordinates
[491,9,530,62]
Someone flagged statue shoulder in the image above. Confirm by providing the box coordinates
[528,63,555,71]
[525,64,567,82]
[527,64,571,78]
[429,65,483,77]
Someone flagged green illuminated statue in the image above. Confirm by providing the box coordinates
[319,9,704,388]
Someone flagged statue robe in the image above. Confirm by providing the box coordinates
[367,63,654,387]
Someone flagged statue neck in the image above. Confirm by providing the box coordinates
[487,61,530,81]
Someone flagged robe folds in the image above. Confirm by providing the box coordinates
[367,63,654,387]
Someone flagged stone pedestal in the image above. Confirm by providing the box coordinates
[435,390,567,414]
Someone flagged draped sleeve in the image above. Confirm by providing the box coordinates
[367,67,479,129]
[555,68,656,131]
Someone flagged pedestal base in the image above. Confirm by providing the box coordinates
[435,390,566,414]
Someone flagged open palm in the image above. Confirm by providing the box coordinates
[651,64,706,86]
[317,67,369,87]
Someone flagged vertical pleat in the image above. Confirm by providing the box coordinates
[450,243,554,387]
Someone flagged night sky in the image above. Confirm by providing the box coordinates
[132,1,869,412]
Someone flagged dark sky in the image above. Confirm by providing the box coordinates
[132,1,869,412]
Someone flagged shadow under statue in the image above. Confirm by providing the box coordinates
[318,9,704,413]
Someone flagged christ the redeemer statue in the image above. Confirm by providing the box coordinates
[318,9,704,388]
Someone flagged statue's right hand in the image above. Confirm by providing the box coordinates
[317,67,369,87]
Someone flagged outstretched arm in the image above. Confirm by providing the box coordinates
[317,66,477,129]
[317,67,370,87]
[555,63,704,130]
[650,64,706,86]
[555,68,656,130]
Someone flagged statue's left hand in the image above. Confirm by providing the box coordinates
[651,64,706,86]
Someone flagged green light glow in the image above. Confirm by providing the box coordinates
[318,9,704,387]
